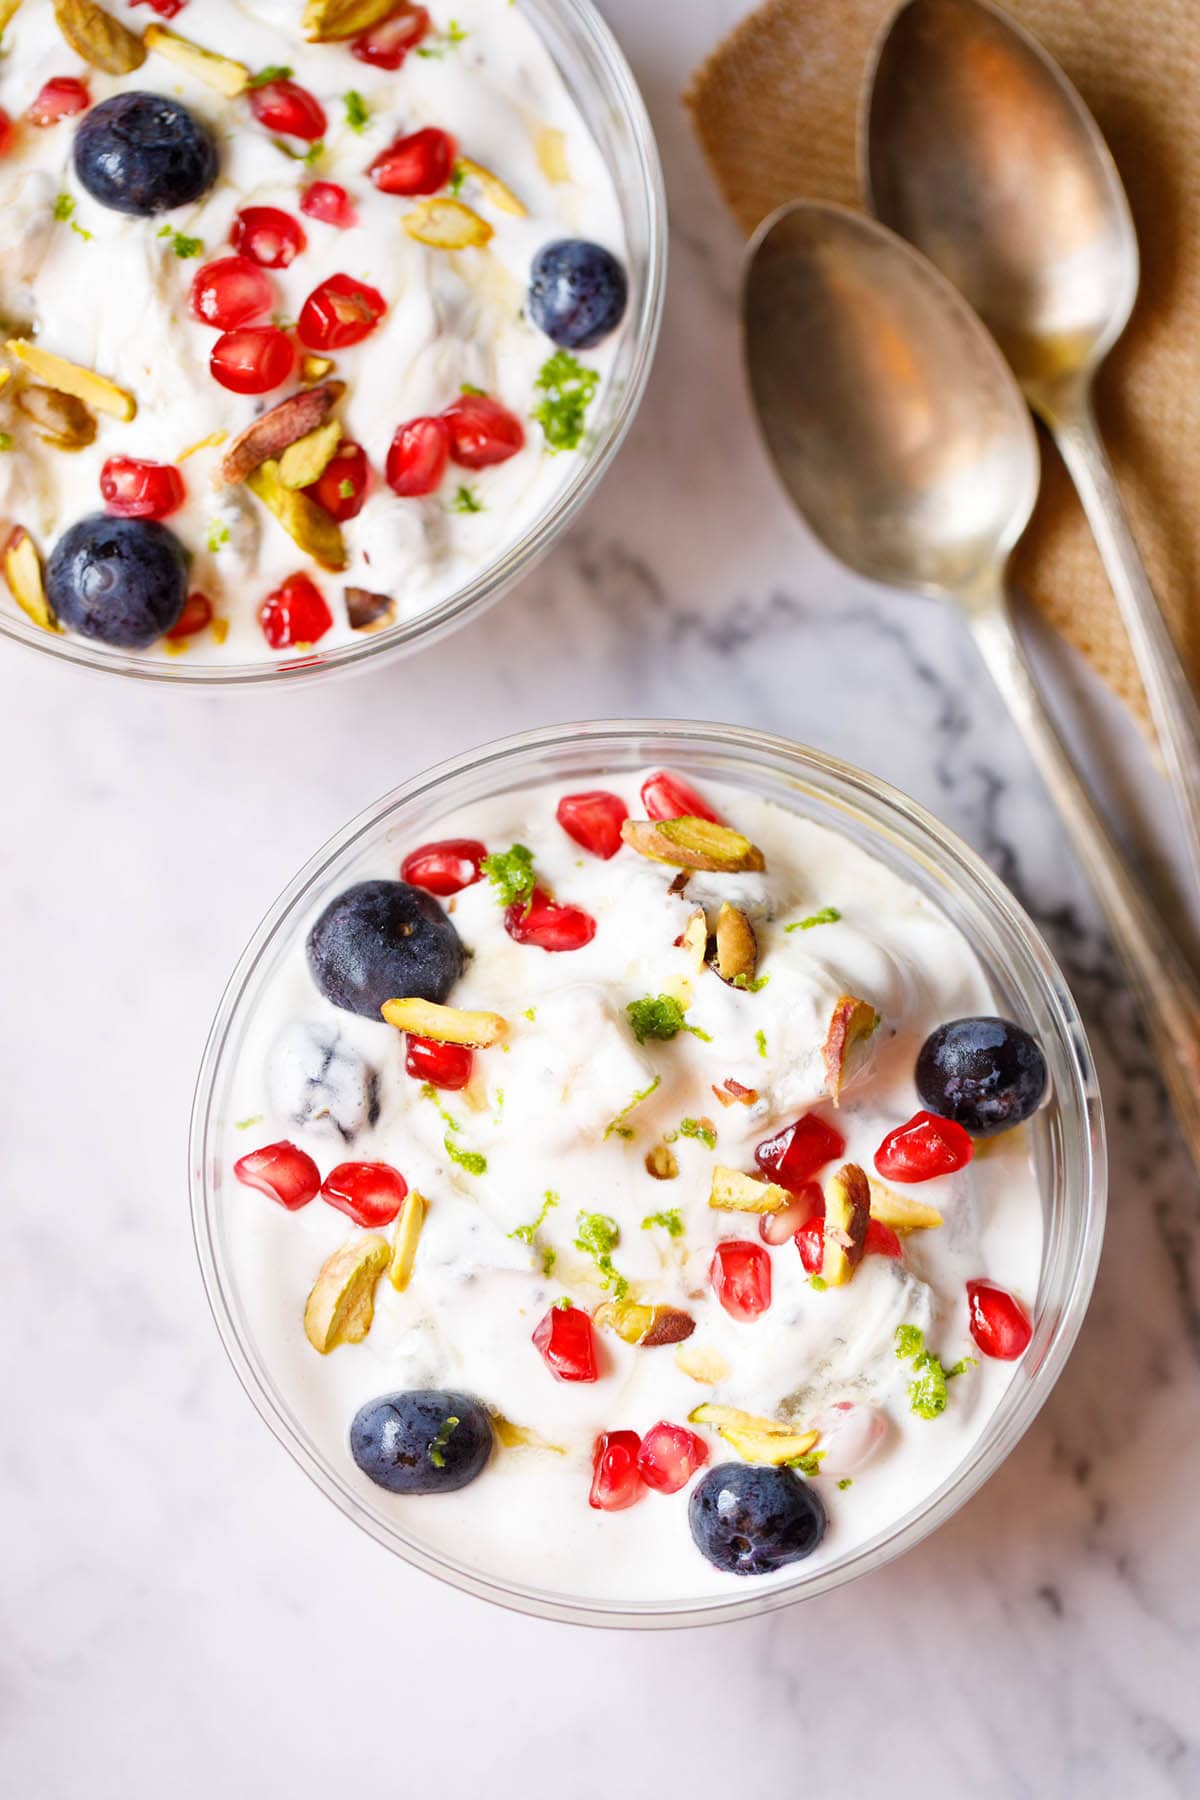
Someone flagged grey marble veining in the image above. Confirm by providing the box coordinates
[2,3,1199,1796]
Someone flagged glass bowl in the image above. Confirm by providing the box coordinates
[190,721,1106,1626]
[0,0,665,687]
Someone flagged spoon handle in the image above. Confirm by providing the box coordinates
[970,599,1200,1170]
[1050,395,1200,896]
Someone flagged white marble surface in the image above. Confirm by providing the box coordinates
[4,3,1200,1795]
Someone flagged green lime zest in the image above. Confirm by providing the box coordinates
[428,1415,460,1468]
[625,993,711,1045]
[574,1211,628,1298]
[755,1028,768,1059]
[343,89,369,132]
[532,350,600,453]
[481,843,536,911]
[678,1117,716,1151]
[604,1074,661,1140]
[641,1208,684,1237]
[786,907,842,932]
[248,64,293,87]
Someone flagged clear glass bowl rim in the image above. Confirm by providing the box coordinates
[0,0,667,688]
[189,719,1107,1627]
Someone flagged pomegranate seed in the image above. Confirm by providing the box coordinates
[248,78,326,142]
[99,456,185,520]
[210,325,296,395]
[875,1110,973,1183]
[305,441,370,521]
[301,181,358,229]
[755,1113,845,1191]
[190,256,274,330]
[405,1034,474,1090]
[505,887,596,952]
[532,1303,598,1382]
[0,110,13,156]
[400,837,486,895]
[129,0,188,14]
[710,1240,772,1320]
[795,1213,824,1275]
[258,572,332,649]
[166,592,214,640]
[30,76,90,127]
[966,1279,1032,1360]
[758,1182,822,1246]
[234,1140,320,1210]
[231,205,306,269]
[320,1160,407,1228]
[386,415,450,497]
[298,273,386,351]
[865,1217,903,1259]
[808,1402,886,1476]
[589,1430,643,1511]
[443,393,525,468]
[640,771,722,823]
[556,789,628,860]
[352,2,431,68]
[636,1421,709,1495]
[368,126,456,196]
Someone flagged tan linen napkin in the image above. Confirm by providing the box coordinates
[686,0,1200,725]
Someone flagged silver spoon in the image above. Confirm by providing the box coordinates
[863,0,1200,899]
[742,200,1200,1165]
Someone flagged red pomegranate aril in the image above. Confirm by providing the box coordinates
[210,325,296,395]
[190,256,274,329]
[99,456,185,520]
[30,76,90,126]
[130,0,189,16]
[234,1140,320,1210]
[755,1112,845,1191]
[865,1218,903,1259]
[231,205,306,268]
[966,1279,1032,1360]
[386,415,450,497]
[258,572,332,649]
[248,77,326,142]
[636,1422,709,1495]
[532,1303,598,1382]
[759,1182,822,1246]
[796,1212,825,1275]
[368,125,456,195]
[405,1034,474,1090]
[298,273,386,351]
[589,1430,643,1510]
[710,1239,772,1320]
[166,592,214,640]
[301,181,358,229]
[321,1160,407,1228]
[400,837,486,896]
[640,770,722,823]
[352,2,431,68]
[556,790,628,860]
[305,441,370,521]
[443,393,525,468]
[505,887,596,953]
[875,1110,974,1183]
[0,109,13,156]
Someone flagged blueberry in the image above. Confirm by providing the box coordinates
[46,513,188,647]
[349,1390,493,1495]
[528,238,628,349]
[268,1020,379,1143]
[307,879,464,1019]
[915,1016,1048,1138]
[688,1463,827,1576]
[73,92,219,217]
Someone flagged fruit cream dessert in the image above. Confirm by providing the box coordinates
[0,0,628,662]
[222,768,1048,1600]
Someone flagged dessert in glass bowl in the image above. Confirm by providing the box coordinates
[192,724,1104,1625]
[0,0,662,679]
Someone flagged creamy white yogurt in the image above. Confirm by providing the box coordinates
[0,0,627,661]
[218,772,1044,1604]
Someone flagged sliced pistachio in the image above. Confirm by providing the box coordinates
[674,1342,730,1385]
[53,0,146,73]
[381,997,507,1047]
[535,125,570,184]
[388,1191,425,1292]
[594,1298,695,1347]
[303,0,397,39]
[680,906,708,974]
[178,429,228,462]
[218,382,344,487]
[708,1165,790,1214]
[490,1412,567,1453]
[303,1233,390,1353]
[16,384,96,450]
[5,340,134,421]
[711,1079,759,1108]
[712,902,758,985]
[301,355,336,383]
[3,527,58,632]
[821,1162,871,1287]
[869,1180,943,1234]
[0,3,24,38]
[455,156,527,218]
[643,1306,696,1347]
[690,1403,819,1466]
[345,587,396,634]
[645,1142,679,1181]
[403,198,494,251]
[278,419,342,491]
[621,816,766,874]
[246,460,347,571]
[143,23,249,96]
[821,994,879,1102]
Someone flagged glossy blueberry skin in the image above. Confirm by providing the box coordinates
[74,92,219,216]
[307,879,464,1019]
[46,514,188,647]
[689,1463,827,1576]
[349,1391,493,1495]
[915,1015,1048,1138]
[528,238,628,349]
